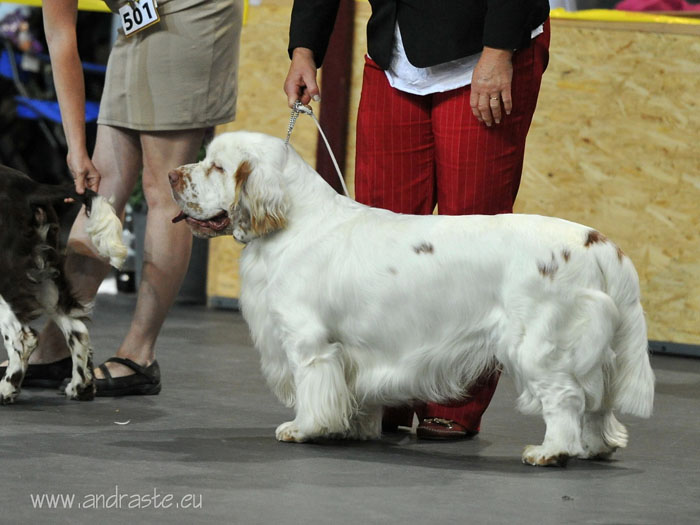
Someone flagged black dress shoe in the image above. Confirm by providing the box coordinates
[416,418,478,440]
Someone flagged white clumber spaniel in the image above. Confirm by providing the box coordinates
[169,131,654,466]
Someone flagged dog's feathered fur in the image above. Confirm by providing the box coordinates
[169,131,654,466]
[0,165,126,403]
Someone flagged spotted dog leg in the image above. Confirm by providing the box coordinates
[52,311,95,401]
[0,296,38,404]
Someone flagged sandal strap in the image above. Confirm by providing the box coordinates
[103,357,158,384]
[97,362,114,389]
[98,362,112,380]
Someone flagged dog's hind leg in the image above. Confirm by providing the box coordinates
[522,372,586,467]
[0,296,38,404]
[580,410,628,460]
[52,310,95,401]
[48,288,95,401]
[276,341,355,443]
[349,405,383,440]
[40,268,96,401]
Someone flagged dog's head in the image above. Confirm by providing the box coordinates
[169,131,290,243]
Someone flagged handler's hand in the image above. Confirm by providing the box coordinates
[284,47,321,107]
[470,47,514,127]
[66,149,100,195]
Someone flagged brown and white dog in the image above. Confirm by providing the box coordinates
[169,131,654,466]
[0,165,126,403]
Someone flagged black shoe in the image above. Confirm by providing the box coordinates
[0,357,72,388]
[94,357,161,397]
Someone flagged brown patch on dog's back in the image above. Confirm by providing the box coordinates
[538,254,559,280]
[413,242,434,254]
[616,245,625,261]
[585,230,607,247]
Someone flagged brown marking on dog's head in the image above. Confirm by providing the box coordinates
[185,202,203,215]
[205,163,225,178]
[585,230,608,247]
[234,160,253,206]
[168,167,191,194]
[413,242,434,254]
[562,249,571,262]
[616,245,625,261]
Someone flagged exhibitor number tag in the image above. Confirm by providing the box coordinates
[119,0,160,37]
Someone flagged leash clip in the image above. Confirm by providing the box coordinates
[285,100,312,145]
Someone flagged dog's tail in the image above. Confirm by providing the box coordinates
[601,249,655,418]
[30,183,127,269]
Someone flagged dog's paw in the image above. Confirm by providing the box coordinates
[579,437,617,461]
[522,445,570,467]
[578,444,617,461]
[275,421,309,443]
[0,380,19,405]
[64,380,96,401]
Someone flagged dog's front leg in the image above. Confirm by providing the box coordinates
[0,297,37,404]
[276,342,355,443]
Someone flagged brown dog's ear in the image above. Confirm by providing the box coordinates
[233,159,288,237]
[233,160,252,207]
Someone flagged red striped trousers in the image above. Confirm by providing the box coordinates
[354,22,550,431]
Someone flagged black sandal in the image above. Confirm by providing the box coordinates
[0,357,72,388]
[95,357,161,397]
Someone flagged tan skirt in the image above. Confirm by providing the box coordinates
[98,0,242,131]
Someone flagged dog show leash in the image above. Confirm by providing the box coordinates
[285,100,350,198]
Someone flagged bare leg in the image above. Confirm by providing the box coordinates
[96,128,205,379]
[29,126,204,381]
[27,124,141,364]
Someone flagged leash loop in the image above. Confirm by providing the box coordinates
[285,100,349,197]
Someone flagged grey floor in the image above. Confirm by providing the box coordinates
[1,290,698,524]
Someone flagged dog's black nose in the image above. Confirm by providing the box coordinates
[168,170,180,187]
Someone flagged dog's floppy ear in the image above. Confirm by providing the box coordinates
[233,159,289,237]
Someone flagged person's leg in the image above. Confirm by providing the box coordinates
[355,56,435,429]
[26,124,142,364]
[418,23,551,437]
[355,56,435,215]
[96,128,205,380]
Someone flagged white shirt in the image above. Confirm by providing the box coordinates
[385,24,544,96]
